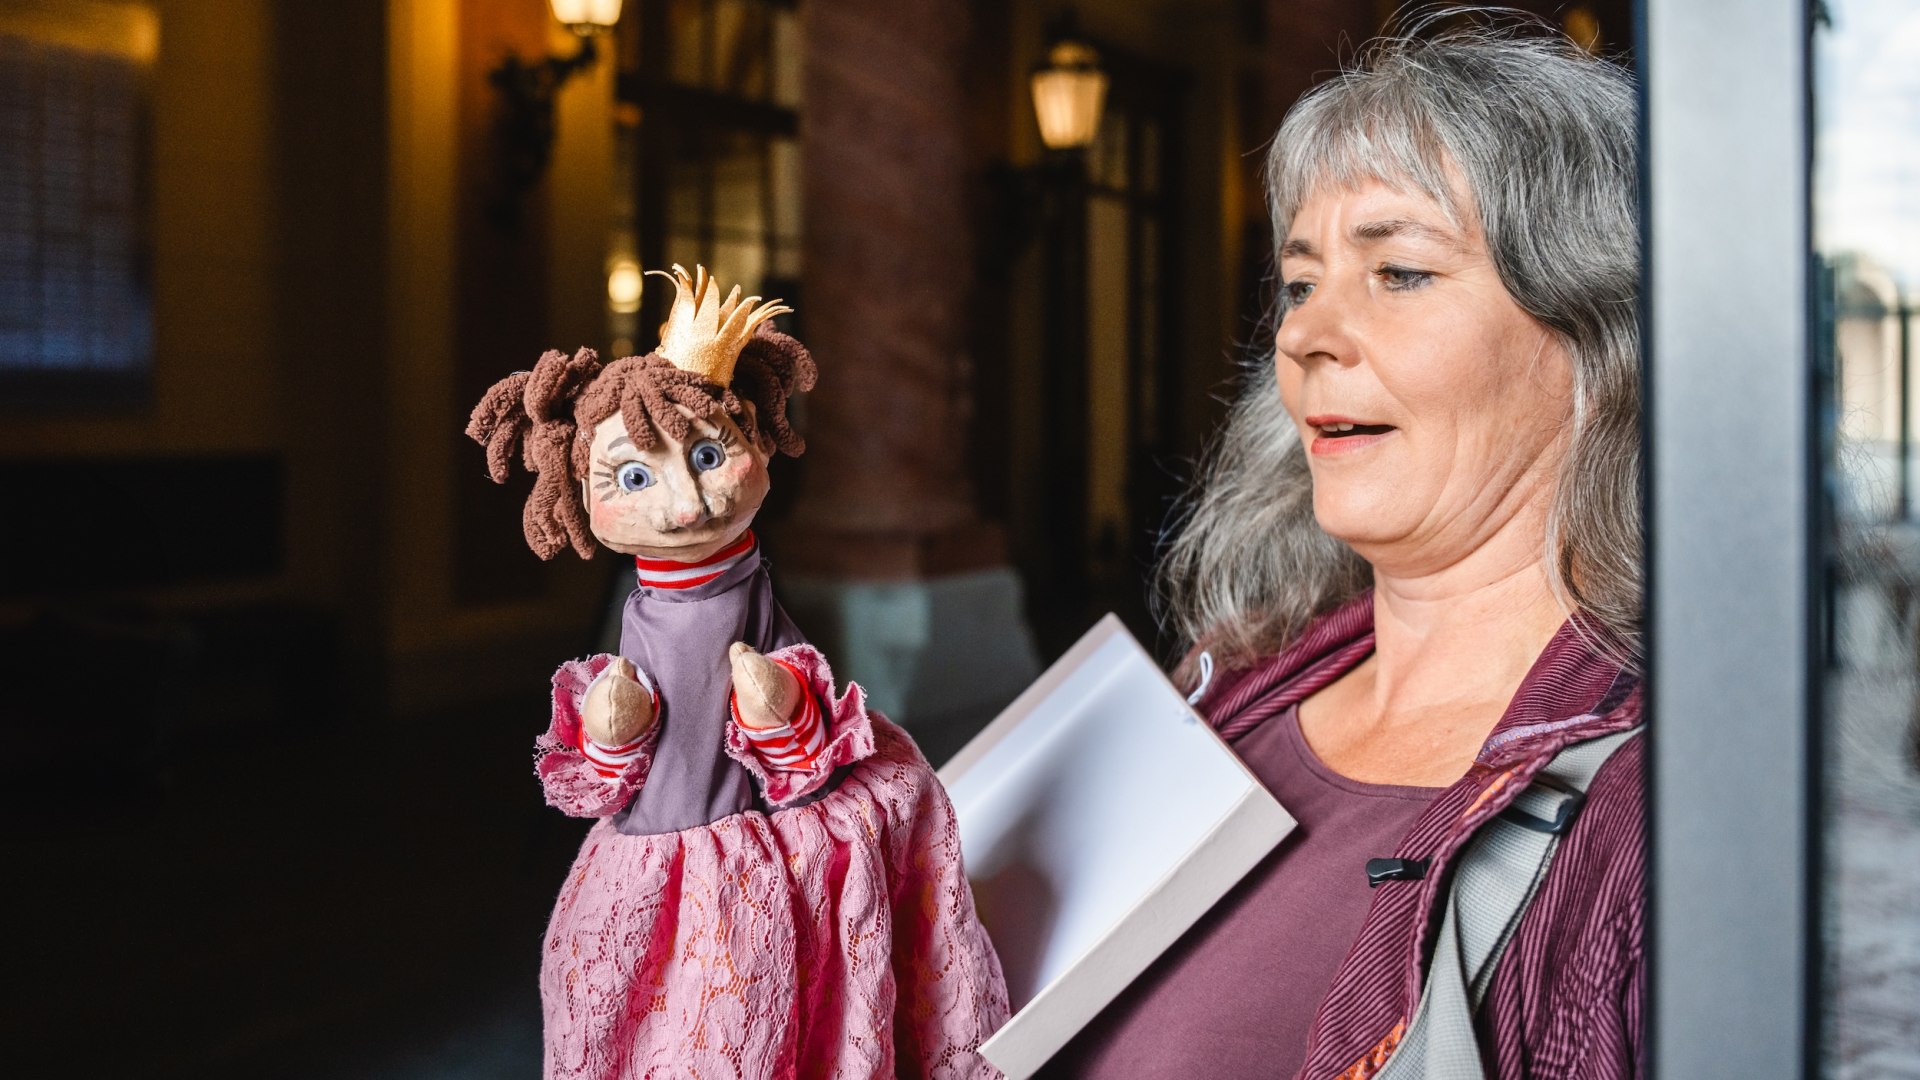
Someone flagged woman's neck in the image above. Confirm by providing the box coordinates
[1299,508,1570,787]
[1366,555,1568,722]
[1356,477,1569,717]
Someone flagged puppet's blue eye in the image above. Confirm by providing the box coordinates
[690,439,726,472]
[616,462,654,492]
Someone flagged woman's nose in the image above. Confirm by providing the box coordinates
[1273,282,1356,370]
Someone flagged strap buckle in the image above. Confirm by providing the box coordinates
[1498,772,1587,835]
[1365,857,1430,888]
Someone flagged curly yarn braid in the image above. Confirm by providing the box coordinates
[731,326,818,456]
[466,347,603,560]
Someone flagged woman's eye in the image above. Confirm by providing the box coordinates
[1377,265,1433,291]
[689,439,727,473]
[1282,280,1315,307]
[616,462,654,492]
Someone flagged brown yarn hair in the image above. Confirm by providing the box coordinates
[466,325,818,560]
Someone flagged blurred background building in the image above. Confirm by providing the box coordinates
[0,0,1631,739]
[12,0,1917,1077]
[1815,1,1920,1073]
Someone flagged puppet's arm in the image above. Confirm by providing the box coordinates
[534,654,661,817]
[725,643,877,805]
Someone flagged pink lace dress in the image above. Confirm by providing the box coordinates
[536,643,1009,1079]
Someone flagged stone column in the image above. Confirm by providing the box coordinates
[780,0,1038,761]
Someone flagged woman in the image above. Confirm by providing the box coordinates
[1047,28,1644,1080]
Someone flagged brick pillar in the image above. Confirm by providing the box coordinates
[787,0,999,577]
[779,0,1038,759]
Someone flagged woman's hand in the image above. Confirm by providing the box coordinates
[728,642,801,729]
[581,657,657,746]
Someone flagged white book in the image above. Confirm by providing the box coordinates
[940,615,1297,1079]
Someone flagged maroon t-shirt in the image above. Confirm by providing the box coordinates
[1042,705,1439,1080]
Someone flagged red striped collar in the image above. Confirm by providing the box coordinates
[633,531,756,590]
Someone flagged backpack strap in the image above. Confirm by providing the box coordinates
[1374,725,1645,1079]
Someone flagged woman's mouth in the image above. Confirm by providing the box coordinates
[1304,415,1396,455]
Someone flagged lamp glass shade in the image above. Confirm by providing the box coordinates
[550,0,622,34]
[1031,40,1108,150]
[607,259,643,313]
[1031,67,1108,150]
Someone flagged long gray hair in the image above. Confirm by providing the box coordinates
[1156,27,1642,685]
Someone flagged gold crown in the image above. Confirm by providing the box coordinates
[647,264,792,387]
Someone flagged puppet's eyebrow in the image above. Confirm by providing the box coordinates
[606,435,635,453]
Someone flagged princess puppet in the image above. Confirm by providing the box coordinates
[466,266,1009,1079]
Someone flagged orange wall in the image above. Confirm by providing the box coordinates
[2,0,619,713]
[383,0,615,710]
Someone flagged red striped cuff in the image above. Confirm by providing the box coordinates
[731,659,826,772]
[574,682,657,781]
[579,734,649,778]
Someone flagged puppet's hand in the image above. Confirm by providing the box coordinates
[581,657,657,746]
[728,643,802,730]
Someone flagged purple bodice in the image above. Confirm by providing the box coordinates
[612,544,806,836]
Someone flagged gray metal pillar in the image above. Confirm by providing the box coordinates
[1644,0,1816,1077]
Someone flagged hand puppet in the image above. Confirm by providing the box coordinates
[466,266,1008,1079]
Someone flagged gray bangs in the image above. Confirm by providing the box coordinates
[1265,87,1464,241]
[1156,27,1643,684]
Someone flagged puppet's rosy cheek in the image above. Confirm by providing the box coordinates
[589,497,620,533]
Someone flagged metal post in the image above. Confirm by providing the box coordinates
[1900,297,1913,521]
[1643,0,1816,1077]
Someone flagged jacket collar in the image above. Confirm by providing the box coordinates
[1199,592,1640,768]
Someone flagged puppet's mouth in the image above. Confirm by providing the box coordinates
[653,514,728,539]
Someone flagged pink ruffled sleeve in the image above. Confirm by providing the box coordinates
[723,642,877,806]
[534,654,657,817]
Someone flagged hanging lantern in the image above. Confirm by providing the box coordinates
[549,0,623,36]
[1031,39,1108,151]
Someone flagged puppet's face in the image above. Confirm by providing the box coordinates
[584,405,771,562]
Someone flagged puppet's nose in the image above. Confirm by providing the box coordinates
[672,504,706,527]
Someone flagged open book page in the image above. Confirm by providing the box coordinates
[941,616,1296,1078]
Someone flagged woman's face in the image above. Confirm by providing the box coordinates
[583,405,771,561]
[1274,179,1573,577]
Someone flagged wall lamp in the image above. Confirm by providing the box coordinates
[489,0,623,221]
[983,15,1111,263]
[1030,19,1108,151]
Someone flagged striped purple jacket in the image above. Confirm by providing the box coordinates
[1197,594,1645,1080]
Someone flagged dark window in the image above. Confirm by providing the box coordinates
[609,0,802,356]
[0,5,155,409]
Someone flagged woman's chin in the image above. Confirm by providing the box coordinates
[1312,499,1413,554]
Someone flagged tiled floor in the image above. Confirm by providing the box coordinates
[2,697,571,1079]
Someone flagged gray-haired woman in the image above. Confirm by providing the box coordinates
[1046,28,1646,1080]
